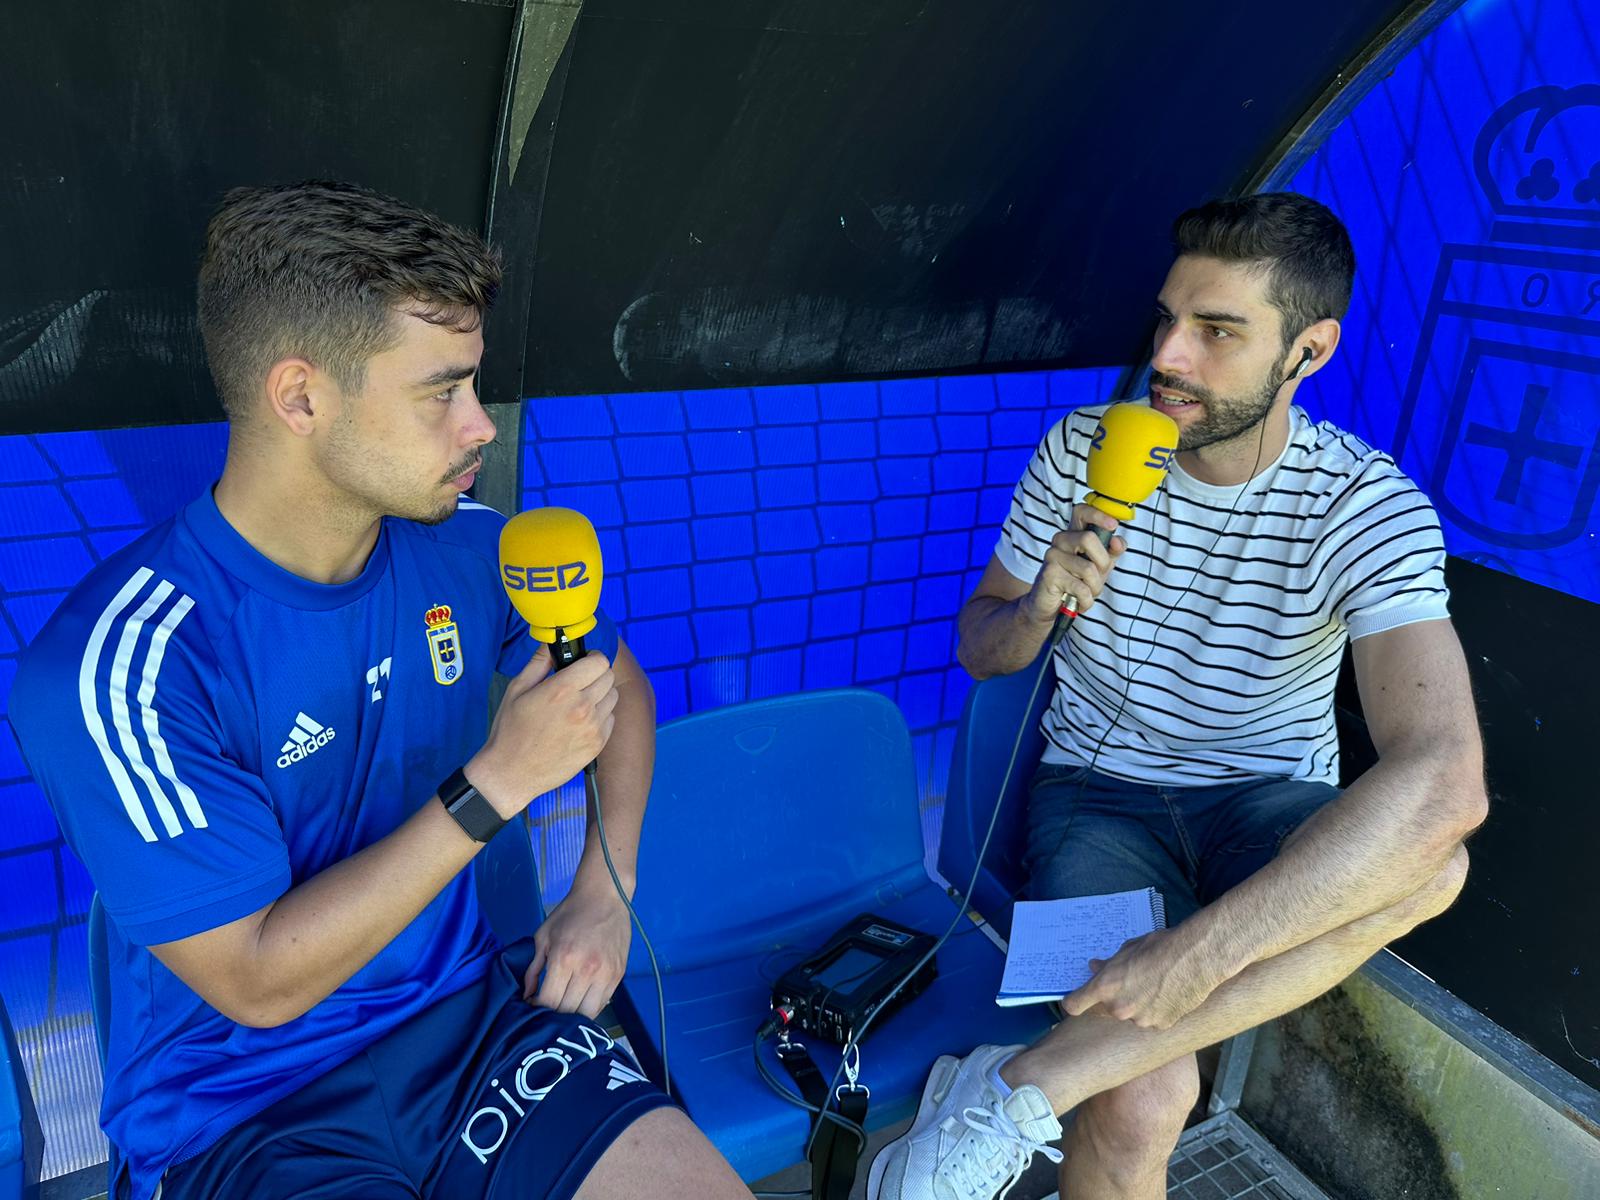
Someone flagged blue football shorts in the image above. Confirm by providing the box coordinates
[152,939,676,1200]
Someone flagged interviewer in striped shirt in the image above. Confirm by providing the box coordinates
[872,193,1486,1200]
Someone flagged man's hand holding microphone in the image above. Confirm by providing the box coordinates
[958,404,1178,679]
[465,647,617,825]
[1017,402,1181,653]
[1024,507,1127,625]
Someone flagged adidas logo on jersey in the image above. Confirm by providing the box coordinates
[277,712,336,769]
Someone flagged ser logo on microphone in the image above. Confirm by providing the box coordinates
[502,562,591,594]
[1090,420,1176,469]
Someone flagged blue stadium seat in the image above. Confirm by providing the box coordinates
[612,688,1050,1183]
[0,992,42,1200]
[86,894,117,1192]
[937,646,1054,940]
[473,814,550,947]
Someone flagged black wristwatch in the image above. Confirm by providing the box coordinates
[438,767,507,843]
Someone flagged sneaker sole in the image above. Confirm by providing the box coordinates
[864,1054,959,1199]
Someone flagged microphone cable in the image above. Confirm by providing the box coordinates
[585,764,672,1097]
[550,622,672,1098]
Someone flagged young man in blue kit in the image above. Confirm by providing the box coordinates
[11,181,749,1200]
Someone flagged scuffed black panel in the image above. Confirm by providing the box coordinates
[1392,558,1600,1091]
[0,0,512,435]
[3,0,1414,431]
[515,0,1409,396]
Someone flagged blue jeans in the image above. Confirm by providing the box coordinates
[1025,764,1340,927]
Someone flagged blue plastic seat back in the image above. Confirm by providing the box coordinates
[473,817,547,947]
[0,991,42,1200]
[937,648,1054,941]
[625,688,926,975]
[615,686,1052,1181]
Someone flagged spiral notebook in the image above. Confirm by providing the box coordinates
[996,888,1168,1007]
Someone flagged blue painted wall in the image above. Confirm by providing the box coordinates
[1285,0,1599,603]
[518,368,1125,896]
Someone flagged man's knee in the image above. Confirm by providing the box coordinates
[575,1107,747,1200]
[1076,1055,1198,1157]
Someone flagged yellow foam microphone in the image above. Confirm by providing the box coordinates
[1060,402,1180,622]
[499,507,604,666]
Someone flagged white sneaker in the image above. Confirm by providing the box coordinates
[868,1049,987,1199]
[868,1044,1063,1200]
[906,1054,961,1137]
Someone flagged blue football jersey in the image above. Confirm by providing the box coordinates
[10,491,616,1200]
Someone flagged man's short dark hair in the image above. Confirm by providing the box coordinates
[1172,192,1355,352]
[198,180,502,420]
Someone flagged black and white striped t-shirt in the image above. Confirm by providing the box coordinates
[995,401,1451,787]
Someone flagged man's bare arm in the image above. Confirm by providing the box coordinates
[150,647,617,1028]
[1182,618,1485,969]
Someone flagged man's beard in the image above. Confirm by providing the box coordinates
[1151,368,1280,452]
[410,453,483,525]
[412,498,459,526]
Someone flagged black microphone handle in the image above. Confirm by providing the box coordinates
[549,628,598,779]
[551,628,588,670]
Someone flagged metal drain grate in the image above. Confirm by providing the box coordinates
[1166,1111,1328,1200]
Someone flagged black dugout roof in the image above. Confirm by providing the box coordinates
[0,0,1421,435]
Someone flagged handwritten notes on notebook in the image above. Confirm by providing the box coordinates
[996,888,1167,1007]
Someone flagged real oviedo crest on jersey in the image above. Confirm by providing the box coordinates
[425,604,463,686]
